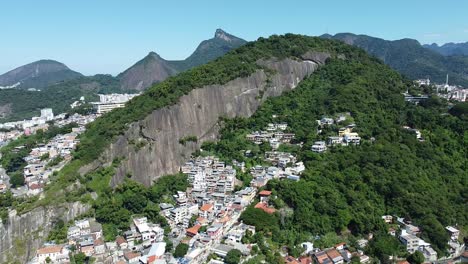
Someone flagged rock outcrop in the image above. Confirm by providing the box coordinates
[84,55,329,186]
[0,202,90,263]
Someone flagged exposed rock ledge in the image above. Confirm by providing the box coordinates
[0,202,90,263]
[81,54,330,186]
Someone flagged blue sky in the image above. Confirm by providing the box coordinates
[1,0,467,75]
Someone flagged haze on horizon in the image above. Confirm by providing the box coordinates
[1,0,467,76]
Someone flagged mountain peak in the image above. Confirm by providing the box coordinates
[214,28,233,42]
[0,59,82,88]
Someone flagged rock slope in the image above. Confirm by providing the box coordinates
[83,54,329,186]
[0,202,90,263]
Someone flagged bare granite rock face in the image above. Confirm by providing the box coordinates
[0,202,90,263]
[81,56,329,186]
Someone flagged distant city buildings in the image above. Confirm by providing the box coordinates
[91,93,140,114]
[414,76,467,102]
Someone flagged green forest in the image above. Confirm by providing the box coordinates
[0,74,130,122]
[201,54,467,258]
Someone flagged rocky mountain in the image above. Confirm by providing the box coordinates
[118,29,247,90]
[0,29,246,122]
[322,33,468,86]
[117,52,179,91]
[0,60,82,89]
[424,42,468,56]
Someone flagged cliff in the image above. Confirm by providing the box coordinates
[81,54,329,186]
[0,202,90,263]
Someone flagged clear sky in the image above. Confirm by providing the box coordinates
[1,0,467,76]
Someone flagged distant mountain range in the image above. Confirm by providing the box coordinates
[322,33,468,86]
[0,60,82,89]
[0,29,247,121]
[118,29,247,90]
[423,42,468,56]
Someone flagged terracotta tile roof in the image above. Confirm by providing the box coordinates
[29,183,43,190]
[94,238,104,246]
[255,202,276,214]
[124,251,141,260]
[186,224,201,236]
[259,190,272,196]
[197,217,208,224]
[200,203,213,211]
[397,261,410,264]
[299,256,312,264]
[285,256,300,264]
[326,249,341,259]
[116,236,127,245]
[37,245,63,255]
[335,242,346,248]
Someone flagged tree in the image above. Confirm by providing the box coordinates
[173,243,189,258]
[9,172,25,188]
[73,252,87,264]
[225,249,242,264]
[45,257,51,263]
[407,251,425,264]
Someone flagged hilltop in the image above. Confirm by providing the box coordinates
[0,29,246,122]
[118,29,247,90]
[424,42,468,56]
[322,33,468,86]
[0,60,82,89]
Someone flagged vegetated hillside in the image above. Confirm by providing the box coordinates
[118,29,247,90]
[0,60,82,89]
[0,30,246,122]
[0,74,126,122]
[3,34,466,261]
[0,34,356,260]
[202,53,467,257]
[424,42,468,56]
[322,33,468,86]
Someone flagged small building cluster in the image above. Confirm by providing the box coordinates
[283,242,370,264]
[0,108,54,131]
[381,215,465,262]
[246,123,295,149]
[34,217,169,264]
[91,93,140,114]
[15,115,97,197]
[312,122,361,153]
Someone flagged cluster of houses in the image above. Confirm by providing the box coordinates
[121,156,258,263]
[248,151,305,186]
[381,215,465,262]
[416,77,467,102]
[246,123,295,149]
[7,113,97,197]
[0,108,54,131]
[312,116,361,153]
[22,127,82,196]
[34,217,169,264]
[283,242,370,264]
[0,129,26,147]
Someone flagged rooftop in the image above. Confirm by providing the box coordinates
[37,245,63,255]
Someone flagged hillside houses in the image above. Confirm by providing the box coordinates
[313,124,361,153]
[34,216,170,264]
[246,123,295,149]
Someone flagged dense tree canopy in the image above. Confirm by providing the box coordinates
[205,52,467,255]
